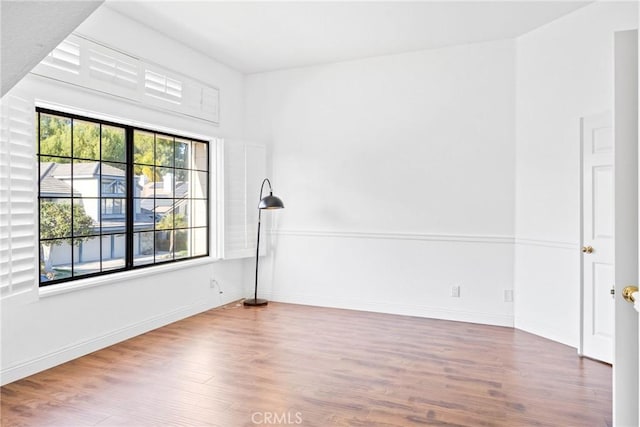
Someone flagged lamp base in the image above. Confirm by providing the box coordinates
[243,298,268,307]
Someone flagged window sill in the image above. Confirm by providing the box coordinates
[39,256,219,299]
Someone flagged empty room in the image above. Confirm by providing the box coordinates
[1,1,639,426]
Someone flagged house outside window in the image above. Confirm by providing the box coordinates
[37,108,209,285]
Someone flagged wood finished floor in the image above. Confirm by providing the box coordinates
[1,302,611,427]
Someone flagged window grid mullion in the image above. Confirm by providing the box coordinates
[99,123,103,273]
[70,118,75,278]
[125,126,134,269]
[37,108,209,286]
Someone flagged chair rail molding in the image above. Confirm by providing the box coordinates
[269,229,515,244]
[514,237,578,250]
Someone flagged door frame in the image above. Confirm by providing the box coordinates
[612,28,639,427]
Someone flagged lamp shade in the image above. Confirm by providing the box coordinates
[259,193,285,210]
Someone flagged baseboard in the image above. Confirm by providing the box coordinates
[0,299,224,386]
[263,291,514,327]
[514,317,577,349]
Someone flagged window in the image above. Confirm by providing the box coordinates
[37,108,209,286]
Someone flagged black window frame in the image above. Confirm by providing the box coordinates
[36,107,210,287]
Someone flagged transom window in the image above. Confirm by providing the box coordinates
[37,108,209,286]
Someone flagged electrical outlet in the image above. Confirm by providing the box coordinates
[504,289,513,302]
[451,285,460,298]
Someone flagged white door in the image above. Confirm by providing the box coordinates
[613,29,639,427]
[581,112,615,364]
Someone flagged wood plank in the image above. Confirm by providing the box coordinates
[1,302,611,426]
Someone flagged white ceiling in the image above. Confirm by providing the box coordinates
[1,0,103,96]
[107,1,589,74]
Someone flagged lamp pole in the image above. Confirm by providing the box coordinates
[253,200,263,303]
[244,178,284,306]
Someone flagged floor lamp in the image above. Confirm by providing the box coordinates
[244,178,284,306]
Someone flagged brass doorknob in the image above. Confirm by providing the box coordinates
[582,245,594,254]
[622,286,638,303]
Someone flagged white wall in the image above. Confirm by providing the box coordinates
[514,1,638,346]
[245,39,517,326]
[1,6,250,385]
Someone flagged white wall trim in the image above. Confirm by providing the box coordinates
[270,229,515,244]
[264,291,514,327]
[35,98,216,143]
[514,237,578,250]
[272,229,578,250]
[0,299,219,386]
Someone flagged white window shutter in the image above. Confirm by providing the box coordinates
[182,84,220,124]
[30,33,220,125]
[34,35,82,80]
[223,142,248,258]
[144,69,182,105]
[245,144,267,257]
[223,142,266,259]
[0,92,37,301]
[201,87,220,124]
[87,43,140,99]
